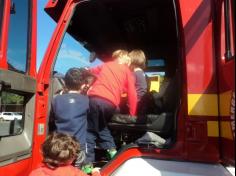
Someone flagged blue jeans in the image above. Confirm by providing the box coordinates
[86,97,116,163]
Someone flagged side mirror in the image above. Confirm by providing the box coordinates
[0,81,11,91]
[10,2,16,14]
[89,52,97,63]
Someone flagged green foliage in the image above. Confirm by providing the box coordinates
[1,92,24,104]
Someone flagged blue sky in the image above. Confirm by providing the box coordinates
[37,0,102,74]
[37,0,55,70]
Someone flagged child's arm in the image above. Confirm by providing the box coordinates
[126,69,138,116]
[91,168,101,176]
[89,65,103,75]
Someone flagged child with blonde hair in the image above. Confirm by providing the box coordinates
[128,50,148,122]
[85,49,137,168]
[129,49,147,102]
[112,49,131,65]
[29,132,100,176]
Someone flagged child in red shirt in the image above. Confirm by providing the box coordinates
[29,133,100,176]
[86,50,138,165]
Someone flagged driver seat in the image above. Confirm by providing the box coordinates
[108,72,180,138]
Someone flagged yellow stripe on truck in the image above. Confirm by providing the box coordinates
[188,94,218,116]
[207,121,233,139]
[220,121,234,140]
[207,121,219,137]
[219,91,232,116]
[188,93,234,139]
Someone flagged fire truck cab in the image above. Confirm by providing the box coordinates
[0,0,235,176]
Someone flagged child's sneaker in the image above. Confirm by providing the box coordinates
[82,164,93,174]
[107,148,117,160]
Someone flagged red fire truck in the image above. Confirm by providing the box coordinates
[0,0,235,175]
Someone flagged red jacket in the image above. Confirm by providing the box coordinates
[29,165,100,176]
[88,61,137,115]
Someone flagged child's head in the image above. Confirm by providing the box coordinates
[64,67,96,92]
[42,132,80,168]
[65,68,84,91]
[79,68,96,94]
[129,49,146,70]
[112,49,131,65]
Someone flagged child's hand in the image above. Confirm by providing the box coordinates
[91,167,101,175]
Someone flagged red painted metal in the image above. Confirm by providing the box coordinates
[0,0,10,69]
[0,158,33,176]
[28,0,37,77]
[31,0,76,171]
[179,0,220,164]
[216,0,235,166]
[181,0,217,93]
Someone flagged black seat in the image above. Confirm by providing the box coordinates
[108,113,174,137]
[108,72,180,138]
[52,72,65,95]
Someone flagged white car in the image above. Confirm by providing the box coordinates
[0,112,23,121]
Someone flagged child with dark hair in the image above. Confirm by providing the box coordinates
[78,68,97,95]
[29,133,100,176]
[49,67,95,168]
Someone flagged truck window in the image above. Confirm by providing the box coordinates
[7,0,30,73]
[51,29,102,97]
[0,0,4,47]
[0,91,24,137]
[54,32,102,75]
[54,33,91,74]
[0,69,36,165]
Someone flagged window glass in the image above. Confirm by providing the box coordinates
[0,0,4,47]
[0,91,24,137]
[7,0,29,73]
[54,32,102,75]
[146,59,166,76]
[147,59,165,67]
[146,72,165,77]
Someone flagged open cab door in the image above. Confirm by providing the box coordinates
[0,0,38,175]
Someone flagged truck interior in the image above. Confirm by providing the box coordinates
[49,0,182,160]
